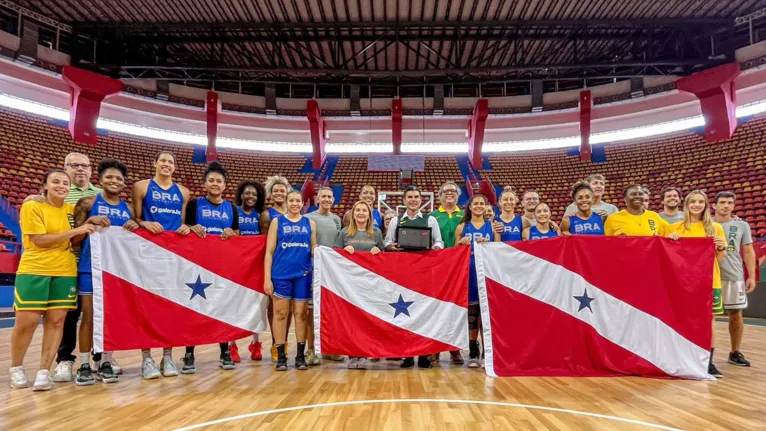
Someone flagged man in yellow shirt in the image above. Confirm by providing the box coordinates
[604,185,668,236]
[11,170,97,391]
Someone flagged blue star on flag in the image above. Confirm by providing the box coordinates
[186,275,212,300]
[573,288,595,312]
[389,294,414,318]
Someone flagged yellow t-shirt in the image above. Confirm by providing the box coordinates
[17,201,76,277]
[604,210,669,237]
[666,221,725,289]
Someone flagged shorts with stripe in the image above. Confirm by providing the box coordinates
[77,273,93,296]
[722,280,747,311]
[273,272,311,301]
[14,274,77,311]
[712,287,724,316]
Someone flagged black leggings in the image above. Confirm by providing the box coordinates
[186,343,229,356]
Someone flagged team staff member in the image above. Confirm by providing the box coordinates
[183,162,239,373]
[522,203,559,240]
[494,189,529,242]
[305,187,343,365]
[71,160,138,386]
[658,187,684,224]
[712,192,757,367]
[604,185,668,237]
[520,190,540,223]
[22,153,104,383]
[264,191,317,371]
[334,201,386,370]
[264,175,292,361]
[343,185,383,228]
[666,191,726,378]
[384,185,444,369]
[563,174,619,217]
[560,182,605,236]
[10,170,97,391]
[229,181,270,362]
[132,151,191,380]
[381,210,396,238]
[428,181,464,365]
[455,195,499,368]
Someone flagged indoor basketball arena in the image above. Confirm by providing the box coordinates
[1,1,766,430]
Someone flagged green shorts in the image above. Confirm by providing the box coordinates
[712,287,723,316]
[14,275,78,311]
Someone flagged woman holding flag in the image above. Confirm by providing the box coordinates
[183,161,239,374]
[228,180,269,362]
[455,195,499,368]
[522,203,559,240]
[334,201,386,370]
[264,190,317,371]
[71,159,138,386]
[494,189,528,242]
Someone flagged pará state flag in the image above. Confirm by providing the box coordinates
[91,227,268,352]
[475,236,714,380]
[313,246,470,358]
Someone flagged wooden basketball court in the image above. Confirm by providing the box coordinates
[1,321,764,430]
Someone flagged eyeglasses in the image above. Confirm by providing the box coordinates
[65,163,91,170]
[442,189,458,194]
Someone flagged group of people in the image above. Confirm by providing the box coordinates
[8,153,758,391]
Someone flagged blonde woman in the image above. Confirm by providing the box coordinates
[666,191,726,378]
[334,201,385,370]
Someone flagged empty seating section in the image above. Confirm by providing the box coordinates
[0,108,312,206]
[0,106,764,238]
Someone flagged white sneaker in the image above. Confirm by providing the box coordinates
[10,366,28,389]
[52,361,74,382]
[357,358,368,370]
[141,357,161,380]
[467,358,480,368]
[110,357,123,375]
[160,357,178,377]
[33,370,53,391]
[347,357,359,369]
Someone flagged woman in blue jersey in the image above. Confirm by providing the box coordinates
[265,175,291,221]
[493,189,528,242]
[182,161,240,373]
[454,195,499,368]
[522,203,559,240]
[342,184,382,229]
[264,190,317,371]
[228,180,270,363]
[131,151,191,380]
[72,159,138,386]
[560,181,606,236]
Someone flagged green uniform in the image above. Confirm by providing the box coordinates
[429,206,464,248]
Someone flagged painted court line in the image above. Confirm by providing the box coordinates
[171,398,682,430]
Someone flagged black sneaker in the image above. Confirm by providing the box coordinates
[276,354,288,371]
[400,357,415,368]
[728,351,751,367]
[219,351,236,370]
[708,363,723,378]
[180,353,196,374]
[97,362,119,383]
[295,355,308,370]
[417,356,433,369]
[75,364,95,386]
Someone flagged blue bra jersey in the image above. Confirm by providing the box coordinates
[79,195,132,273]
[462,221,494,304]
[496,215,523,242]
[268,207,284,221]
[195,198,234,235]
[371,208,382,228]
[238,207,261,236]
[569,212,605,236]
[271,216,312,280]
[141,179,183,231]
[529,225,559,240]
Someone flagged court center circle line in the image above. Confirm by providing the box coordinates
[171,398,682,431]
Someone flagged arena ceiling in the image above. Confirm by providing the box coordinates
[10,0,766,85]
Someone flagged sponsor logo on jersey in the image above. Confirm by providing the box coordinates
[202,208,230,220]
[503,225,521,234]
[282,225,309,234]
[240,216,258,225]
[727,225,738,252]
[282,241,309,249]
[150,206,182,215]
[574,223,602,233]
[97,205,131,220]
[151,190,182,203]
[465,232,490,241]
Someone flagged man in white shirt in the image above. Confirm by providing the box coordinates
[384,186,444,251]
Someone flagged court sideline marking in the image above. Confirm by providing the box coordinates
[171,398,682,430]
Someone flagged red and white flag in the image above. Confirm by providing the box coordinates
[91,228,268,352]
[313,246,470,358]
[475,237,714,380]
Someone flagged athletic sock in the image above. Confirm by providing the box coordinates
[142,349,151,360]
[229,341,237,346]
[297,342,306,358]
[163,348,173,359]
[709,348,715,365]
[219,343,229,356]
[252,333,259,343]
[102,352,112,365]
[79,352,91,367]
[185,346,195,356]
[276,344,286,358]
